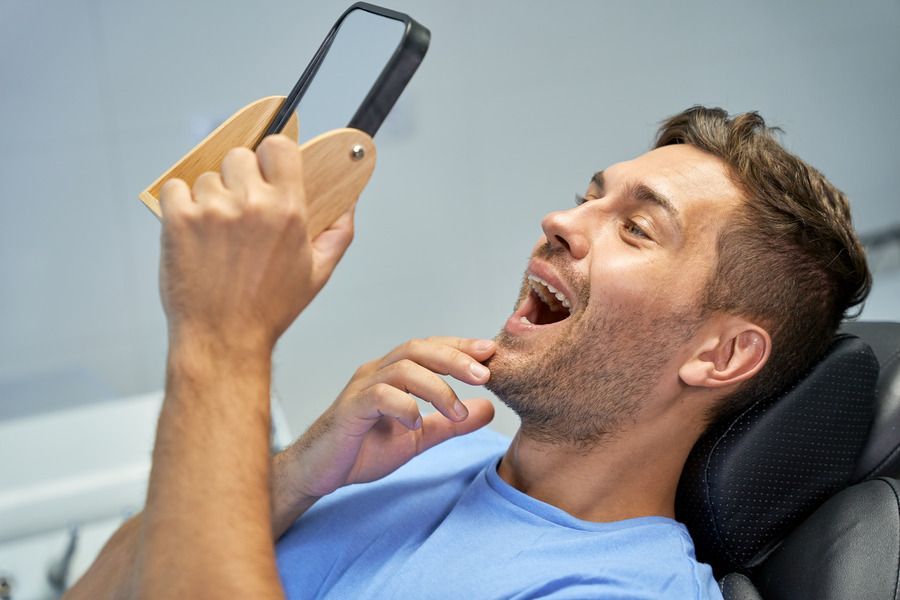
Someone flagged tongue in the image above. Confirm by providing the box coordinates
[533,291,570,325]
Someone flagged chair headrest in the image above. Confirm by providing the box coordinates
[754,477,900,600]
[675,333,879,576]
[843,321,900,480]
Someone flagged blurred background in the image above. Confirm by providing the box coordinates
[1,0,899,596]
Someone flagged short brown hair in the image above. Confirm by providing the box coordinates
[655,106,871,423]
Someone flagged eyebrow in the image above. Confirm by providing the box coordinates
[589,170,683,235]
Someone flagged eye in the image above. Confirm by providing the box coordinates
[624,219,651,240]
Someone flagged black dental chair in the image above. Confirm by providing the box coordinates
[676,321,900,600]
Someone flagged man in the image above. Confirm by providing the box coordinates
[66,106,870,599]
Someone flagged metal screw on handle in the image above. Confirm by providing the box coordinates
[350,145,365,161]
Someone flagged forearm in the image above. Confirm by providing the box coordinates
[135,340,283,598]
[271,445,320,540]
[66,448,318,597]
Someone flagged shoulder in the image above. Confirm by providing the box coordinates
[552,521,722,600]
[462,519,721,600]
[636,522,721,600]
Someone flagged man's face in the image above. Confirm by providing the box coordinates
[485,144,745,446]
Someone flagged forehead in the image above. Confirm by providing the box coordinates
[602,144,744,224]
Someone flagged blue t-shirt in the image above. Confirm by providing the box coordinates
[276,428,722,599]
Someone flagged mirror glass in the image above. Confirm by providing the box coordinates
[292,9,406,143]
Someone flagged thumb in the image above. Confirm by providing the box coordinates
[311,205,355,289]
[419,399,495,453]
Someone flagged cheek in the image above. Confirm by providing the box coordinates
[586,254,702,316]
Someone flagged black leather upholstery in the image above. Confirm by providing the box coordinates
[753,477,900,600]
[845,322,900,480]
[711,322,900,600]
[719,573,764,600]
[677,334,879,576]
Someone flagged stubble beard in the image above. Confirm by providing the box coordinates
[486,292,703,450]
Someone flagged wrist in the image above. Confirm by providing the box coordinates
[167,324,274,367]
[271,448,321,538]
[165,333,273,394]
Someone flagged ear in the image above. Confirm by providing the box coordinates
[678,316,771,389]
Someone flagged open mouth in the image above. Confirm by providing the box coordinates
[519,274,573,326]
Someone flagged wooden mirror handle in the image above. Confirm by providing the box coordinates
[138,96,376,238]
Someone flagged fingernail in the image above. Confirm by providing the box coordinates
[474,339,495,352]
[453,400,469,420]
[469,362,490,380]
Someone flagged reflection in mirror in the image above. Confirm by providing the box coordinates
[293,9,405,143]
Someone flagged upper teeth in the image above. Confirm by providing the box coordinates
[527,274,572,311]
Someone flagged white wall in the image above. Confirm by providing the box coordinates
[2,0,899,439]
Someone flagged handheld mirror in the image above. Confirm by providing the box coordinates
[262,2,430,143]
[139,2,429,223]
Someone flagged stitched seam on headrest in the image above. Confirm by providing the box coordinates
[704,415,746,569]
[859,340,900,479]
[846,350,884,481]
[861,443,900,482]
[701,383,792,570]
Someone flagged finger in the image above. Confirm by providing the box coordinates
[376,359,468,422]
[310,205,355,289]
[159,178,193,219]
[419,399,495,453]
[192,171,226,206]
[386,336,498,364]
[220,146,262,198]
[379,338,497,386]
[256,134,303,194]
[355,382,422,430]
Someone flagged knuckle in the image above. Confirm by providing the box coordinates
[225,146,254,162]
[193,171,219,190]
[258,134,290,156]
[368,382,393,402]
[392,358,416,377]
[405,338,425,354]
[280,202,303,224]
[269,133,293,149]
[160,178,183,197]
[257,135,277,153]
[241,197,265,217]
[206,202,239,224]
[353,362,374,379]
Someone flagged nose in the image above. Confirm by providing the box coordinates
[541,207,590,260]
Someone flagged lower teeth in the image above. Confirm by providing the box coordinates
[520,316,532,324]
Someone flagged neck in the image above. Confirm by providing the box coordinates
[497,410,704,523]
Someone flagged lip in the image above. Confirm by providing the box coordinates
[527,258,577,312]
[503,258,577,336]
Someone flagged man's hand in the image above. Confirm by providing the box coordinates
[68,136,360,600]
[158,134,354,354]
[271,337,497,536]
[133,135,357,599]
